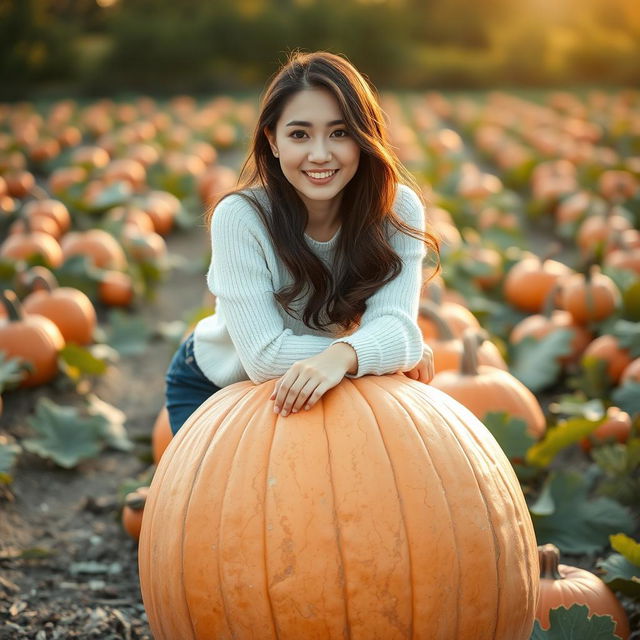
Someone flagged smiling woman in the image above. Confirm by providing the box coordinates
[164,51,440,435]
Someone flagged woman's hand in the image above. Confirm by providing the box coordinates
[402,343,435,384]
[270,343,357,417]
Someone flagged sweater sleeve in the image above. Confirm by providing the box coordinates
[329,185,427,377]
[208,194,334,384]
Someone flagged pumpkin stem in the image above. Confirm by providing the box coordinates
[538,544,564,580]
[124,487,150,512]
[26,270,58,293]
[418,300,455,340]
[0,290,24,323]
[541,284,560,319]
[461,329,482,375]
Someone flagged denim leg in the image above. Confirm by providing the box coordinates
[165,333,221,435]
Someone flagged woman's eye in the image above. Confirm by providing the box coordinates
[331,129,349,138]
[290,130,308,139]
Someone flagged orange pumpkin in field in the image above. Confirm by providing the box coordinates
[61,229,128,271]
[581,335,633,385]
[0,231,64,268]
[151,406,173,464]
[536,544,629,639]
[98,271,135,307]
[139,374,539,640]
[559,268,620,325]
[122,486,150,542]
[430,331,546,438]
[22,273,96,346]
[0,290,65,387]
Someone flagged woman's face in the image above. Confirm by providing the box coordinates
[265,87,361,214]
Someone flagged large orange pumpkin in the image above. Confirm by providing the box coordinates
[139,374,539,640]
[536,544,629,639]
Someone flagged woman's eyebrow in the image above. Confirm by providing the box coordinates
[285,119,345,127]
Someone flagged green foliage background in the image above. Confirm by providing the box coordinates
[1,0,639,98]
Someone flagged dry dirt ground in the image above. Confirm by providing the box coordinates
[0,223,210,639]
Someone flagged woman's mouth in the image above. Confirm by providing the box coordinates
[302,169,338,184]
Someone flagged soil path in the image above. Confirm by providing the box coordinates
[0,222,210,639]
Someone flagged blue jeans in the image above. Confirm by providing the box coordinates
[165,333,222,435]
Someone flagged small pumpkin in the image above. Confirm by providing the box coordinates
[418,284,480,340]
[0,230,64,268]
[580,406,633,452]
[536,544,629,639]
[98,270,135,307]
[503,253,571,314]
[61,229,128,271]
[122,486,150,542]
[0,290,65,387]
[620,357,640,384]
[430,331,546,438]
[420,301,506,373]
[559,267,620,325]
[581,335,633,385]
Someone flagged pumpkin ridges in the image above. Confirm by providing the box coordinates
[141,376,539,640]
[140,397,230,640]
[362,376,538,639]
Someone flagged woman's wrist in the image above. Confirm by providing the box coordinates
[328,342,358,375]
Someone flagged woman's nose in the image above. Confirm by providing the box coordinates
[308,139,332,162]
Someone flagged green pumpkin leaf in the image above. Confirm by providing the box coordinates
[0,437,21,485]
[88,180,131,212]
[23,398,106,468]
[592,441,640,507]
[611,381,640,416]
[508,330,574,392]
[482,411,537,461]
[597,553,640,599]
[530,470,634,554]
[0,352,30,392]
[611,319,640,357]
[104,309,152,355]
[85,393,133,452]
[59,343,109,379]
[529,604,619,639]
[526,417,604,468]
[610,533,640,567]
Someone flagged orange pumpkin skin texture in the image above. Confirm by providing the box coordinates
[22,284,96,346]
[61,229,128,270]
[430,333,546,438]
[0,290,65,387]
[98,271,134,307]
[559,270,620,325]
[151,406,172,464]
[139,375,539,640]
[503,256,571,314]
[0,231,64,268]
[536,544,630,639]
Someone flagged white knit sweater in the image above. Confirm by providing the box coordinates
[193,183,427,387]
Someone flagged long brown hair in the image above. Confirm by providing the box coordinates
[207,50,439,332]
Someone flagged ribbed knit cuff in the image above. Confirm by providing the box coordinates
[329,337,382,378]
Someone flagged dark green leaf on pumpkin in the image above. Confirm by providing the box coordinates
[482,411,537,461]
[24,398,106,468]
[529,604,619,639]
[597,553,640,599]
[530,470,634,554]
[508,330,574,392]
[104,310,152,355]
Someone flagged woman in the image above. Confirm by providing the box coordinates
[165,51,440,435]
